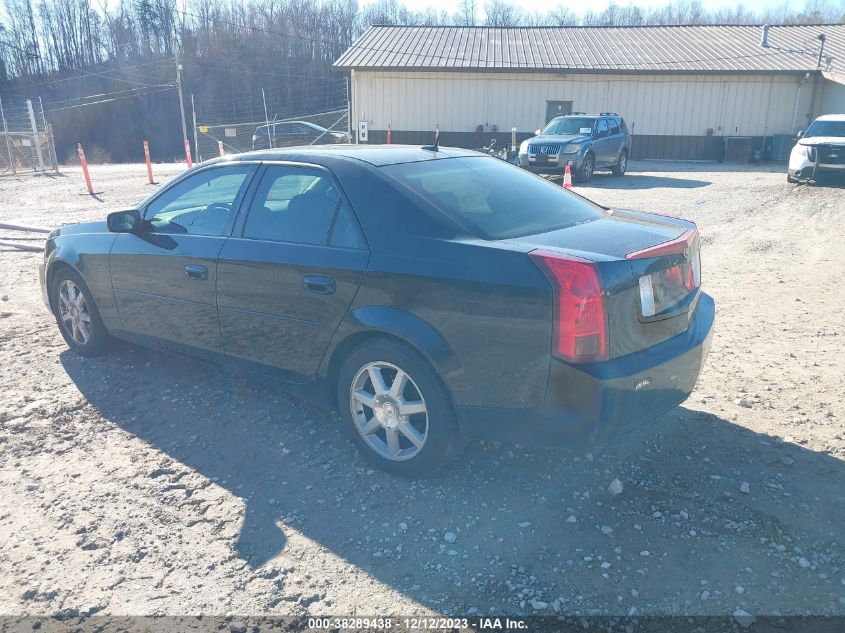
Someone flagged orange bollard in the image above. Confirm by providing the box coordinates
[386,125,391,145]
[218,141,225,157]
[184,138,193,168]
[563,163,573,189]
[77,143,93,194]
[143,140,155,184]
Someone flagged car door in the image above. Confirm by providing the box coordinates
[607,118,624,162]
[216,163,369,378]
[594,118,612,166]
[109,163,256,355]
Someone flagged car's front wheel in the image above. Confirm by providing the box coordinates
[577,152,595,182]
[50,268,109,356]
[337,339,462,477]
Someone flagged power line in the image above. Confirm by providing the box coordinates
[0,57,176,92]
[44,86,176,112]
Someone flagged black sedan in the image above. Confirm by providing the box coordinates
[40,146,714,477]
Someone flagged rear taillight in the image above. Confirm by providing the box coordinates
[530,250,607,362]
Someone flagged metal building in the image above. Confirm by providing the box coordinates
[334,24,845,160]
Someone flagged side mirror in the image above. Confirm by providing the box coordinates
[796,130,804,138]
[107,209,141,233]
[534,129,541,136]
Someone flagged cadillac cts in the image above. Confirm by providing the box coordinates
[40,146,714,476]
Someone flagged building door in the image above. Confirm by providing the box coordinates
[546,101,572,123]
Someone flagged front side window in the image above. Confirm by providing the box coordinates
[383,157,604,240]
[243,166,362,247]
[541,117,596,136]
[144,166,252,236]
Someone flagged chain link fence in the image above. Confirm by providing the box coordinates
[194,108,350,162]
[0,98,59,175]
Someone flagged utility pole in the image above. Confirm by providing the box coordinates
[262,88,272,148]
[191,93,198,161]
[175,50,188,147]
[0,97,15,175]
[26,99,45,172]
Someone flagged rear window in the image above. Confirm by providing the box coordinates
[382,157,604,240]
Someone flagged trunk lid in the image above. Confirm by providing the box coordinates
[508,209,702,359]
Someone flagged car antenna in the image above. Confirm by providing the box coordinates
[422,124,440,152]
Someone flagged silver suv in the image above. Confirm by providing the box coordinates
[519,113,631,182]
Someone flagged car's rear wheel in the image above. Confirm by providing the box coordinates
[51,268,109,356]
[577,152,594,182]
[337,339,462,477]
[612,151,628,176]
[787,174,798,183]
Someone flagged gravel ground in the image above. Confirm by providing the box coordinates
[0,160,844,620]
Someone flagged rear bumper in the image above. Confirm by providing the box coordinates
[458,292,715,447]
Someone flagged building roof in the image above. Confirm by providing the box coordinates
[333,24,845,74]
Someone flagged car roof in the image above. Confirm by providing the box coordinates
[814,114,845,122]
[211,144,482,167]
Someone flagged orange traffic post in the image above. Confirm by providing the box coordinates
[218,141,225,157]
[77,143,93,195]
[386,124,391,144]
[563,163,573,189]
[184,138,193,168]
[143,140,155,184]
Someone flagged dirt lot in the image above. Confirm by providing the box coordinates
[1,160,844,621]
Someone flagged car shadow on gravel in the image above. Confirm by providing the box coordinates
[585,174,711,190]
[60,345,845,615]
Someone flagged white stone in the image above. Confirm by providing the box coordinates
[607,479,624,496]
[733,609,756,628]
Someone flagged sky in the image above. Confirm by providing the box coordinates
[361,0,803,17]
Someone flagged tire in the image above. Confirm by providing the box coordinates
[577,152,595,182]
[612,150,628,176]
[337,339,463,477]
[50,267,110,356]
[787,174,798,184]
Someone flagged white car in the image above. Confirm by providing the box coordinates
[788,114,845,183]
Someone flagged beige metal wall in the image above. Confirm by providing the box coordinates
[819,78,845,115]
[352,70,815,137]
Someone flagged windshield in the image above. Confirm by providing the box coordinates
[804,120,845,138]
[541,117,596,136]
[382,157,604,240]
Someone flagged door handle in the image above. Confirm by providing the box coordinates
[303,275,336,295]
[185,264,208,280]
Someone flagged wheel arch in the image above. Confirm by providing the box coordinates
[45,259,81,313]
[321,306,463,410]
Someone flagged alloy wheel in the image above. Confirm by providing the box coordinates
[584,156,594,180]
[58,279,92,345]
[349,361,429,461]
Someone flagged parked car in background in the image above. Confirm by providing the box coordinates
[252,121,350,149]
[40,145,712,477]
[519,113,631,182]
[788,114,845,183]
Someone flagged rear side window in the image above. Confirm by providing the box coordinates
[243,166,339,245]
[619,118,629,134]
[382,157,604,240]
[609,120,620,135]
